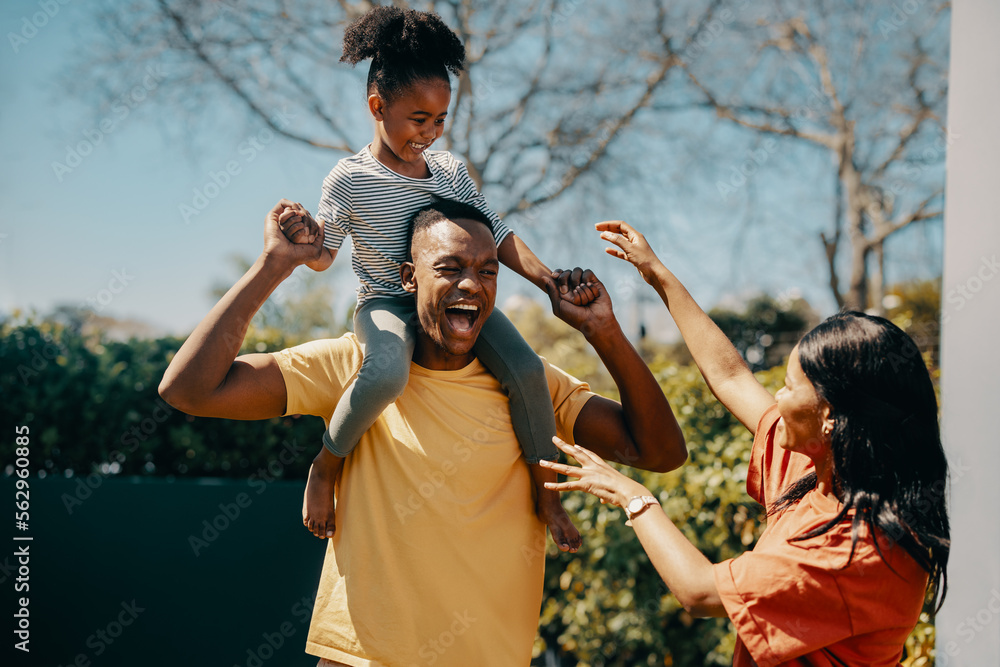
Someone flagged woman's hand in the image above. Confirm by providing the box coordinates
[540,437,651,509]
[595,220,663,286]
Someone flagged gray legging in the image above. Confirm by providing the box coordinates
[322,295,558,463]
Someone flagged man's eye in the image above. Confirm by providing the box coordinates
[481,269,497,277]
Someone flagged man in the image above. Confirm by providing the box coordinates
[159,199,686,666]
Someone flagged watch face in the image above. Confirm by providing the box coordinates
[627,498,644,514]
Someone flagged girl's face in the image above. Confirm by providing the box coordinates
[774,346,832,461]
[369,79,451,176]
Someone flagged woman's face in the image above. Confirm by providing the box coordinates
[774,346,831,461]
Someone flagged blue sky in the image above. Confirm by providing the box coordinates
[0,1,945,339]
[1,1,353,335]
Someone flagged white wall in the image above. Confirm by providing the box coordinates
[936,0,1000,664]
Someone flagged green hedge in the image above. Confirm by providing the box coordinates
[0,316,932,665]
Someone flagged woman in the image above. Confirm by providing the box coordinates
[542,221,949,666]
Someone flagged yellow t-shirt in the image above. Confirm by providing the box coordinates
[273,334,595,666]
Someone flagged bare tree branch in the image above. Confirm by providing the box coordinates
[155,0,351,151]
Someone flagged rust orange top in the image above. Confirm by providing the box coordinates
[714,404,928,667]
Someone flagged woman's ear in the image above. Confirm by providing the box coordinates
[820,402,834,437]
[400,261,417,293]
[368,93,386,121]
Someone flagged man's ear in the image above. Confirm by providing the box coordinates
[400,261,417,293]
[368,93,386,121]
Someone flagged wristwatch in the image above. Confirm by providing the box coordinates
[624,495,659,526]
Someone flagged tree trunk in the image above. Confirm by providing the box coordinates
[845,239,869,312]
[871,240,885,316]
[840,136,869,312]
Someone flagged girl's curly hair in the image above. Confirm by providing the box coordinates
[341,5,465,102]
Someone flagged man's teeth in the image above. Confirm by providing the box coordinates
[450,304,478,311]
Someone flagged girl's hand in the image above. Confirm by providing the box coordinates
[264,199,325,266]
[279,202,321,245]
[540,437,650,509]
[550,267,600,307]
[595,220,662,285]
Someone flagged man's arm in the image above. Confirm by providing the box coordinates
[158,200,324,419]
[547,270,687,473]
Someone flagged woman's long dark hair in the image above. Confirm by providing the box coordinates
[340,6,466,102]
[770,312,950,611]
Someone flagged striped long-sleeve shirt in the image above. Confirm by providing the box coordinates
[318,145,512,304]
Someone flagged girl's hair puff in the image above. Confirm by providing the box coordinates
[340,6,465,103]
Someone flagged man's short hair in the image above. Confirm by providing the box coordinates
[408,200,494,260]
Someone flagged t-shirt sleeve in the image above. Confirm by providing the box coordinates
[446,155,513,247]
[714,543,853,667]
[317,160,353,251]
[271,336,364,422]
[542,360,596,445]
[746,403,815,510]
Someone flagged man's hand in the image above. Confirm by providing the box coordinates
[545,267,616,340]
[265,199,325,269]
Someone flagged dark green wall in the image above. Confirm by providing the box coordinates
[4,476,325,667]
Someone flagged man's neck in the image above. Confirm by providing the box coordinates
[411,332,477,371]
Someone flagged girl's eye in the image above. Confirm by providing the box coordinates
[434,118,446,125]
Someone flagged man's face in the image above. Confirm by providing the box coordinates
[402,217,498,364]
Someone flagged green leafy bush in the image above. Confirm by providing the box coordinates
[0,311,935,665]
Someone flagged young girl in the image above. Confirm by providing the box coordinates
[281,6,581,552]
[542,220,950,665]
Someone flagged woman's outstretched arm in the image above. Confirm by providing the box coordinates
[596,221,775,433]
[542,438,725,617]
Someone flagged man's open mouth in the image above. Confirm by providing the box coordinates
[444,303,480,334]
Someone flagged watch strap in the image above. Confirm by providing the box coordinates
[624,495,659,526]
